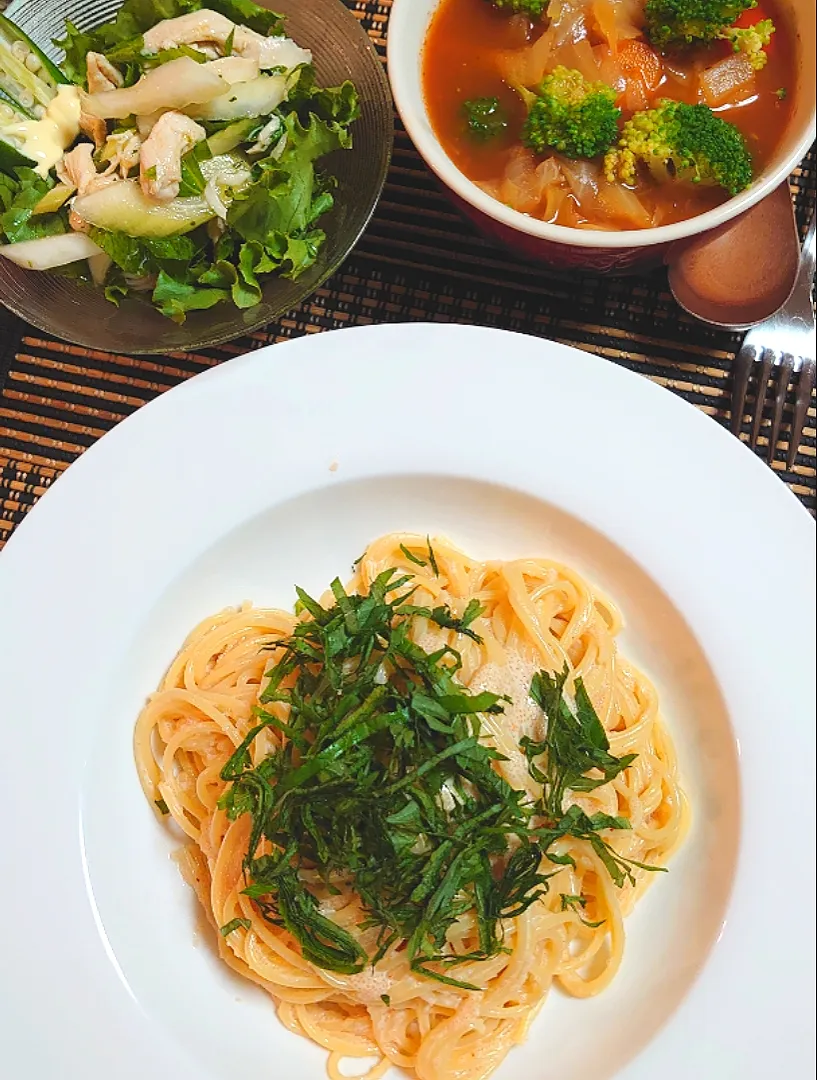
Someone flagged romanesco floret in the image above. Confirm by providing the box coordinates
[603,100,753,195]
[521,66,620,159]
[720,18,775,69]
[644,0,757,49]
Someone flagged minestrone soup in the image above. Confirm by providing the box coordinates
[422,0,794,230]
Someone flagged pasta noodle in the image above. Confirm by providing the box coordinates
[134,533,687,1080]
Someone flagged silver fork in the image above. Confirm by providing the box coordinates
[731,208,816,469]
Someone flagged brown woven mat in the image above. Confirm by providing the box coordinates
[1,1,815,547]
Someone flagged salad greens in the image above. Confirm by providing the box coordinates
[216,568,662,988]
[0,168,68,243]
[56,0,286,84]
[0,0,359,321]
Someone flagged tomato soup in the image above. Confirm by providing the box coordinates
[422,0,794,230]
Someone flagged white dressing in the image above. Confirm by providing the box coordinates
[0,84,81,176]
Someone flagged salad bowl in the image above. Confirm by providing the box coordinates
[0,0,393,352]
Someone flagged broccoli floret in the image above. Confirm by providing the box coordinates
[603,100,753,195]
[462,97,509,141]
[521,66,620,159]
[488,0,548,15]
[644,0,757,49]
[720,18,775,69]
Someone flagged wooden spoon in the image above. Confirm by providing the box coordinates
[667,182,800,329]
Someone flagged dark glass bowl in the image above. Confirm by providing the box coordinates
[0,0,392,352]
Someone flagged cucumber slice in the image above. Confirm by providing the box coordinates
[206,118,257,156]
[200,151,252,186]
[72,152,252,238]
[187,74,287,122]
[73,180,216,238]
[0,231,103,271]
[32,182,73,215]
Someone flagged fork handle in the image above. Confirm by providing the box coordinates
[786,211,816,468]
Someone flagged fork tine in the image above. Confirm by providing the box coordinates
[768,353,795,464]
[731,341,756,436]
[788,358,816,470]
[750,347,774,450]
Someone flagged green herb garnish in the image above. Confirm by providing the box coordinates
[426,538,440,577]
[217,572,661,990]
[560,893,586,911]
[775,87,788,100]
[426,598,485,643]
[154,798,170,815]
[399,543,428,568]
[522,667,665,887]
[560,892,605,928]
[220,917,252,936]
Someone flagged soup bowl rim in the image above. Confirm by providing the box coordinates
[387,0,817,250]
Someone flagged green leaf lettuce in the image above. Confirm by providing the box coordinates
[55,0,284,84]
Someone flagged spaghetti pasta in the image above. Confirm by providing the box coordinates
[134,533,687,1080]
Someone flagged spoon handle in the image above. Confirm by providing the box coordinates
[781,208,816,326]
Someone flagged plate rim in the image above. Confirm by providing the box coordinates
[0,322,814,1080]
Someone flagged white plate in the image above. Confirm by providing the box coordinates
[0,323,813,1080]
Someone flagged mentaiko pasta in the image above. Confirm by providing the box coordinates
[134,533,687,1080]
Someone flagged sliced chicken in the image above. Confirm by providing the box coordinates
[79,110,108,149]
[56,143,118,198]
[100,130,142,179]
[86,52,124,94]
[142,9,312,70]
[142,9,232,51]
[69,208,90,234]
[139,111,206,202]
[83,55,259,120]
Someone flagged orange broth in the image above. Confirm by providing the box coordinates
[422,0,795,230]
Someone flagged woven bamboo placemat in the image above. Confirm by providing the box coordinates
[1,0,815,547]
